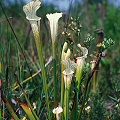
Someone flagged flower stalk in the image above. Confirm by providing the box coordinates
[23,0,50,119]
[72,44,88,119]
[91,60,97,93]
[52,40,57,102]
[61,42,72,109]
[62,58,77,120]
[63,72,73,120]
[76,43,88,90]
[46,13,62,103]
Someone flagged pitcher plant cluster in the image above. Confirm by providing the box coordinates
[23,0,114,120]
[1,0,114,120]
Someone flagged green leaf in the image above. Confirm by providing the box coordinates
[1,93,20,120]
[20,102,36,120]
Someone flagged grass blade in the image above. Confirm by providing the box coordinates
[14,74,40,120]
[19,101,36,120]
[1,92,20,120]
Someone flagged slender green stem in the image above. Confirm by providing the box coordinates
[32,25,50,119]
[88,112,90,120]
[76,68,82,91]
[60,64,65,120]
[71,67,82,119]
[61,42,69,110]
[64,87,70,120]
[52,41,56,60]
[61,64,65,107]
[71,91,78,120]
[52,41,57,103]
[53,59,57,102]
[0,108,1,120]
[63,77,71,120]
[35,38,50,119]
